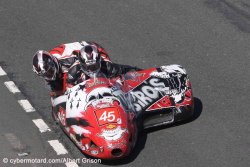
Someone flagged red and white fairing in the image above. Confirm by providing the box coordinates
[53,75,137,159]
[51,64,193,159]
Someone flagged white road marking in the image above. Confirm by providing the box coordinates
[48,140,68,155]
[32,119,51,133]
[65,162,79,167]
[18,99,36,112]
[0,66,7,76]
[4,133,25,151]
[4,81,21,93]
[0,67,74,161]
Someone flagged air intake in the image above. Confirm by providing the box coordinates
[111,148,123,157]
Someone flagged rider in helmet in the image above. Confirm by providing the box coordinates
[32,41,110,96]
[33,50,68,93]
[32,50,60,81]
[67,44,141,86]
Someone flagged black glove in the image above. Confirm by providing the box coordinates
[104,61,141,78]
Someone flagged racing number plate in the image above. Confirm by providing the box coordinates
[94,108,120,126]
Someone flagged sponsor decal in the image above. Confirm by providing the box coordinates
[98,126,127,141]
[130,71,187,112]
[106,124,117,129]
[85,80,106,88]
[96,102,111,109]
[130,77,165,112]
[124,72,145,81]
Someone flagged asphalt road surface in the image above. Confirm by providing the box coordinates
[0,0,250,167]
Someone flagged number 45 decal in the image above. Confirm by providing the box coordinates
[99,111,116,122]
[95,108,120,126]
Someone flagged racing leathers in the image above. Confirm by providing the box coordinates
[67,60,141,86]
[46,41,109,93]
